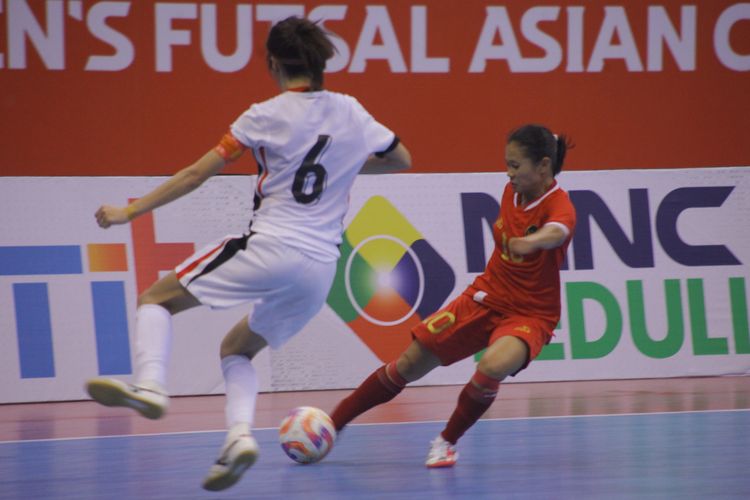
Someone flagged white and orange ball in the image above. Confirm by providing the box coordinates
[278,406,337,464]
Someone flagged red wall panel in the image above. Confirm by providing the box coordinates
[0,0,748,175]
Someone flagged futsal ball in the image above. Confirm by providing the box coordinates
[279,406,337,464]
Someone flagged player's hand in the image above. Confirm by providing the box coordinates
[95,205,130,228]
[508,237,537,256]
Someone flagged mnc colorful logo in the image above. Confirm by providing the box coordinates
[327,196,455,362]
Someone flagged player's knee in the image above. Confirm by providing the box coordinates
[476,360,504,380]
[478,337,529,379]
[220,336,249,359]
[137,292,177,315]
[219,347,253,361]
[137,290,157,308]
[219,327,266,360]
[395,341,437,382]
[137,281,170,307]
[219,342,254,361]
[477,347,528,379]
[394,351,419,381]
[476,355,517,381]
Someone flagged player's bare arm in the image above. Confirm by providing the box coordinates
[508,224,567,256]
[359,143,412,174]
[95,150,226,228]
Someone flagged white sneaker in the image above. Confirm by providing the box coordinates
[425,435,458,468]
[202,434,259,491]
[85,378,169,420]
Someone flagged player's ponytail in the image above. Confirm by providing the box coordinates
[553,134,572,175]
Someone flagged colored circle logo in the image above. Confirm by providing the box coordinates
[344,234,425,327]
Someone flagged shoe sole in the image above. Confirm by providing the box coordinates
[202,450,258,491]
[426,460,457,468]
[86,379,165,420]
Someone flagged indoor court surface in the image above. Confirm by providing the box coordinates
[1,376,749,499]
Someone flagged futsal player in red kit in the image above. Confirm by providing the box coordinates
[329,124,576,467]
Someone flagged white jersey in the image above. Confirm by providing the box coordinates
[230,89,396,262]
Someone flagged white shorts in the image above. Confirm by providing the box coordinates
[175,232,336,349]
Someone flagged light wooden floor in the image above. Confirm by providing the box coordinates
[2,376,748,441]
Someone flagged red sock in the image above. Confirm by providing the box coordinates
[331,362,407,431]
[441,370,500,444]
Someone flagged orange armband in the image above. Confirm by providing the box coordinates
[214,132,246,162]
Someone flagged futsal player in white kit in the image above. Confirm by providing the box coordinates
[86,16,411,491]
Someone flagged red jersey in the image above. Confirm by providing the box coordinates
[465,180,576,325]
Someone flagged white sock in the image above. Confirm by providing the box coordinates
[134,304,172,388]
[222,354,258,434]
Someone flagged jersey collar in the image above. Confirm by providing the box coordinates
[514,180,560,211]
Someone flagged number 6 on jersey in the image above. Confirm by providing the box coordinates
[292,134,331,204]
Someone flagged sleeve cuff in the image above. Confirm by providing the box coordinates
[375,136,400,158]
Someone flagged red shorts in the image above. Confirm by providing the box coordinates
[412,294,554,372]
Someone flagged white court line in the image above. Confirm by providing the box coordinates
[1,407,748,445]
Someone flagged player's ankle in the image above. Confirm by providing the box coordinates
[227,422,251,442]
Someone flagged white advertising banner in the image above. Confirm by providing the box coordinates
[1,168,749,403]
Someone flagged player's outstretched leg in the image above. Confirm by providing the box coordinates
[425,435,458,468]
[202,433,259,491]
[85,378,169,420]
[330,362,407,431]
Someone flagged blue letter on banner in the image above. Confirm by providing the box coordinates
[13,283,56,378]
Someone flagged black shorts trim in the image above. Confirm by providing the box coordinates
[186,232,253,286]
